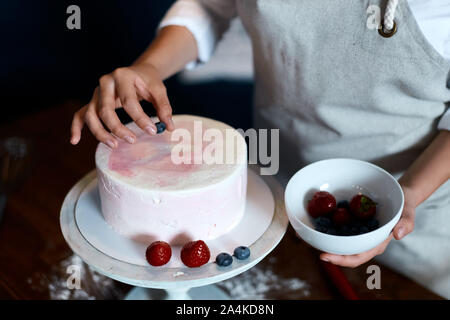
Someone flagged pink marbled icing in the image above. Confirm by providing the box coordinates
[95,115,248,245]
[109,120,205,186]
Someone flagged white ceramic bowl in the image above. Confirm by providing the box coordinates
[285,158,404,255]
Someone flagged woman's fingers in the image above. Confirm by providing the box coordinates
[320,251,372,268]
[151,84,175,132]
[98,75,136,143]
[114,70,157,135]
[394,185,417,240]
[71,88,117,148]
[71,66,173,146]
[320,233,394,268]
[84,92,118,149]
[70,106,87,145]
[85,107,118,148]
[393,206,415,240]
[135,76,174,131]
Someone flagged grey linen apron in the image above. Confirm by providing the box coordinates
[234,0,450,297]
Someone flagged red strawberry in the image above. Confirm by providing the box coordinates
[146,241,172,266]
[181,240,211,268]
[332,207,351,227]
[350,194,377,220]
[307,191,337,218]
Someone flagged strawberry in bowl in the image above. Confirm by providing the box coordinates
[308,191,379,236]
[332,207,352,227]
[307,191,336,218]
[350,194,377,220]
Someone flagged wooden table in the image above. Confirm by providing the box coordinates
[0,102,442,300]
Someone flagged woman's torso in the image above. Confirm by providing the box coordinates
[235,0,450,179]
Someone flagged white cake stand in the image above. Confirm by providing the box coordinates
[60,166,288,300]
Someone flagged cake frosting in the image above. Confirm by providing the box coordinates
[95,115,247,245]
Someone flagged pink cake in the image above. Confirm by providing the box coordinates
[95,115,247,245]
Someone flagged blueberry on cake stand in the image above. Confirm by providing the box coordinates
[60,167,288,300]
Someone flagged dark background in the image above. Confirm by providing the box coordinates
[0,0,253,129]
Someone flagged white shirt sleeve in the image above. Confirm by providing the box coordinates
[158,0,237,69]
[408,0,450,60]
[408,0,450,131]
[438,106,450,131]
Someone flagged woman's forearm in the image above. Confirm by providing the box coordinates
[399,130,450,207]
[133,25,198,80]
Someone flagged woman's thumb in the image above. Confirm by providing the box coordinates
[393,207,415,240]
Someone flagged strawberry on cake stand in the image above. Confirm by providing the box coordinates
[60,165,288,300]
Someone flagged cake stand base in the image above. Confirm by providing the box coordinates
[124,285,229,300]
[60,166,288,301]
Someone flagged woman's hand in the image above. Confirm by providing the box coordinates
[319,185,417,268]
[70,63,175,148]
[319,130,450,268]
[70,25,199,147]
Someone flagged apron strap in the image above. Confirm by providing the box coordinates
[379,0,399,37]
[383,0,399,31]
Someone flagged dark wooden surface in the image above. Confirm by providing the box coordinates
[0,102,442,300]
